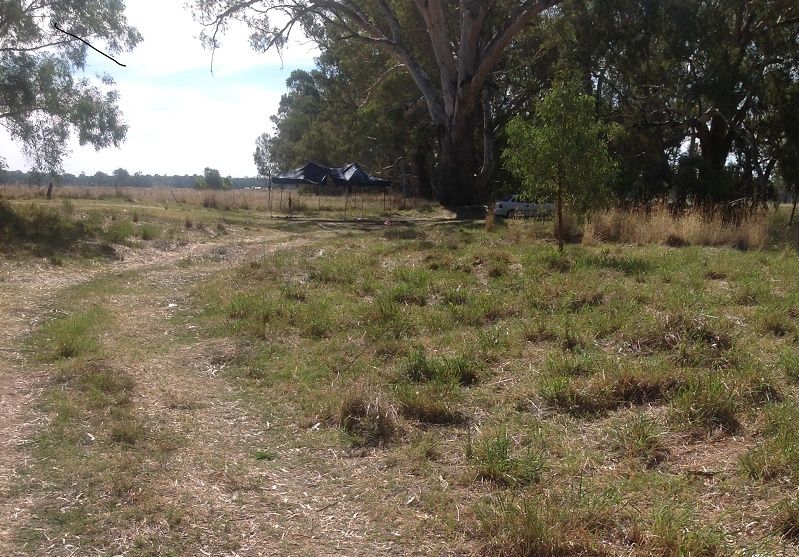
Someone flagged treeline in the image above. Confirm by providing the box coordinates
[0,169,267,190]
[256,0,799,207]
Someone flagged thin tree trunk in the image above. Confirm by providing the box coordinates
[790,187,798,227]
[556,186,564,252]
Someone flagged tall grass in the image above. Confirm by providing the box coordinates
[0,184,442,218]
[583,205,797,250]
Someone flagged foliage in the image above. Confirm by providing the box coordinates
[253,132,276,179]
[192,0,563,204]
[503,76,617,249]
[0,0,141,171]
[195,167,231,191]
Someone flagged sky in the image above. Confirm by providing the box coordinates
[0,1,319,177]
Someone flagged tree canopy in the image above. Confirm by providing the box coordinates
[229,0,798,210]
[194,0,562,204]
[0,0,141,172]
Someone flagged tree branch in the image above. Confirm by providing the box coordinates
[473,0,560,95]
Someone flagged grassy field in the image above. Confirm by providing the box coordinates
[0,184,446,220]
[2,193,799,555]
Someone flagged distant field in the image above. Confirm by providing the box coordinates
[0,184,446,219]
[1,196,799,555]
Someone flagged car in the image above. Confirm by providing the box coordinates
[493,195,554,218]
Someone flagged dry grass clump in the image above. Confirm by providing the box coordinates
[540,360,683,416]
[625,313,734,368]
[776,497,799,540]
[740,402,799,481]
[611,414,669,466]
[671,376,740,433]
[476,493,615,557]
[469,430,545,486]
[338,388,399,447]
[394,383,467,424]
[583,205,769,249]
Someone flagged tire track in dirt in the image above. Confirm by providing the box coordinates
[3,223,466,556]
[94,233,421,556]
[0,230,292,555]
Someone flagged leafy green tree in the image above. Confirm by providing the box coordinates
[92,171,108,186]
[202,167,223,190]
[194,176,208,190]
[0,0,141,172]
[193,0,563,205]
[503,78,617,251]
[561,0,799,206]
[253,133,276,182]
[113,168,130,187]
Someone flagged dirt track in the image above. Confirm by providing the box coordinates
[0,225,460,556]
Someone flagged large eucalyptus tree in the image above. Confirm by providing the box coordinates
[0,1,141,171]
[193,0,561,205]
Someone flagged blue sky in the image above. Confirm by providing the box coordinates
[0,0,318,177]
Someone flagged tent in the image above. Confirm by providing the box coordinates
[272,162,391,188]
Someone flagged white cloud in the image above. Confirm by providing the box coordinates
[0,0,319,176]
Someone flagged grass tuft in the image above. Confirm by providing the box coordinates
[671,376,739,433]
[471,431,545,486]
[394,383,466,425]
[611,414,668,466]
[400,348,481,386]
[338,388,399,447]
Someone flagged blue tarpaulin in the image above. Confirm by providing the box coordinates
[272,162,391,188]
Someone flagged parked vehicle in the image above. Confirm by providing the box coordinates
[493,195,554,218]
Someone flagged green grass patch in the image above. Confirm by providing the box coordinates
[39,306,109,361]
